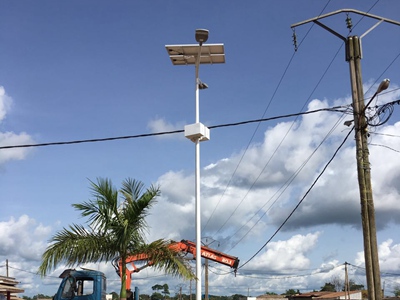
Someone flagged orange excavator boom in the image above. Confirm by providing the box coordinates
[112,239,239,290]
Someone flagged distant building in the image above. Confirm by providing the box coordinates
[288,291,362,300]
[0,275,25,300]
[256,294,287,300]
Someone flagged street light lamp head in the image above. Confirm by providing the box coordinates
[195,29,209,45]
[376,78,390,94]
[198,79,208,90]
[344,120,354,127]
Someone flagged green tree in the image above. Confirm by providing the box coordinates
[348,280,364,291]
[38,178,195,300]
[152,285,164,292]
[151,292,163,300]
[162,284,170,298]
[140,294,151,300]
[320,282,336,292]
[152,284,170,299]
[231,294,245,300]
[285,289,299,296]
[393,286,400,297]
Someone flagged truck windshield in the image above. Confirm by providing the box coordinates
[61,276,76,299]
[61,276,94,298]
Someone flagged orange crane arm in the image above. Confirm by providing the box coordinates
[113,240,239,290]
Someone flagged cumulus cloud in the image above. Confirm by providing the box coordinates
[376,239,400,272]
[0,215,51,262]
[0,86,35,164]
[139,88,400,295]
[141,88,400,257]
[0,86,12,121]
[244,232,320,273]
[147,117,185,139]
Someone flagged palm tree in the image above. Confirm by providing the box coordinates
[39,178,195,300]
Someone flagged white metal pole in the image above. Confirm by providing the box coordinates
[195,45,202,300]
[195,138,201,300]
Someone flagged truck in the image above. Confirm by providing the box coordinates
[53,240,239,300]
[54,269,107,300]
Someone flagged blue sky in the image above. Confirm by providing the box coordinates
[1,0,400,297]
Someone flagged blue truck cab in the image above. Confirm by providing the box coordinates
[54,269,106,300]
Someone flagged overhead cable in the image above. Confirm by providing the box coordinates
[238,127,354,269]
[0,106,349,150]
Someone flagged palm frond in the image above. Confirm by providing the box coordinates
[120,178,145,203]
[39,224,117,276]
[117,180,161,241]
[73,178,119,231]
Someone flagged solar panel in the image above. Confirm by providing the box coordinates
[165,44,225,65]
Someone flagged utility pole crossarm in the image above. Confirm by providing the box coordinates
[313,20,346,41]
[291,8,400,29]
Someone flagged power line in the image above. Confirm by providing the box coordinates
[0,107,348,150]
[226,113,347,253]
[213,44,347,242]
[370,132,400,138]
[238,127,354,269]
[226,96,400,250]
[203,0,334,234]
[369,143,400,153]
[7,265,58,278]
[0,129,183,150]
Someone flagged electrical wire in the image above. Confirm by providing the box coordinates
[370,143,400,153]
[203,0,337,236]
[212,44,346,242]
[233,99,400,267]
[370,132,400,138]
[201,52,299,233]
[0,107,348,150]
[225,113,347,253]
[0,129,183,150]
[7,265,58,278]
[238,127,354,269]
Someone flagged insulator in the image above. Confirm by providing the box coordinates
[346,13,353,31]
[292,29,298,52]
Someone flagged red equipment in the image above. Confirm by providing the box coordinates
[112,239,239,290]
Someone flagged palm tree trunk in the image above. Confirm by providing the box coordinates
[120,255,127,300]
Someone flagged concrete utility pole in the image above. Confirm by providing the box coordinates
[291,9,400,300]
[344,262,350,300]
[201,237,219,300]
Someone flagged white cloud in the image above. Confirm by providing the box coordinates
[147,117,185,139]
[0,86,12,121]
[245,232,320,272]
[378,239,400,272]
[0,131,35,164]
[143,92,400,254]
[0,215,51,261]
[0,85,35,165]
